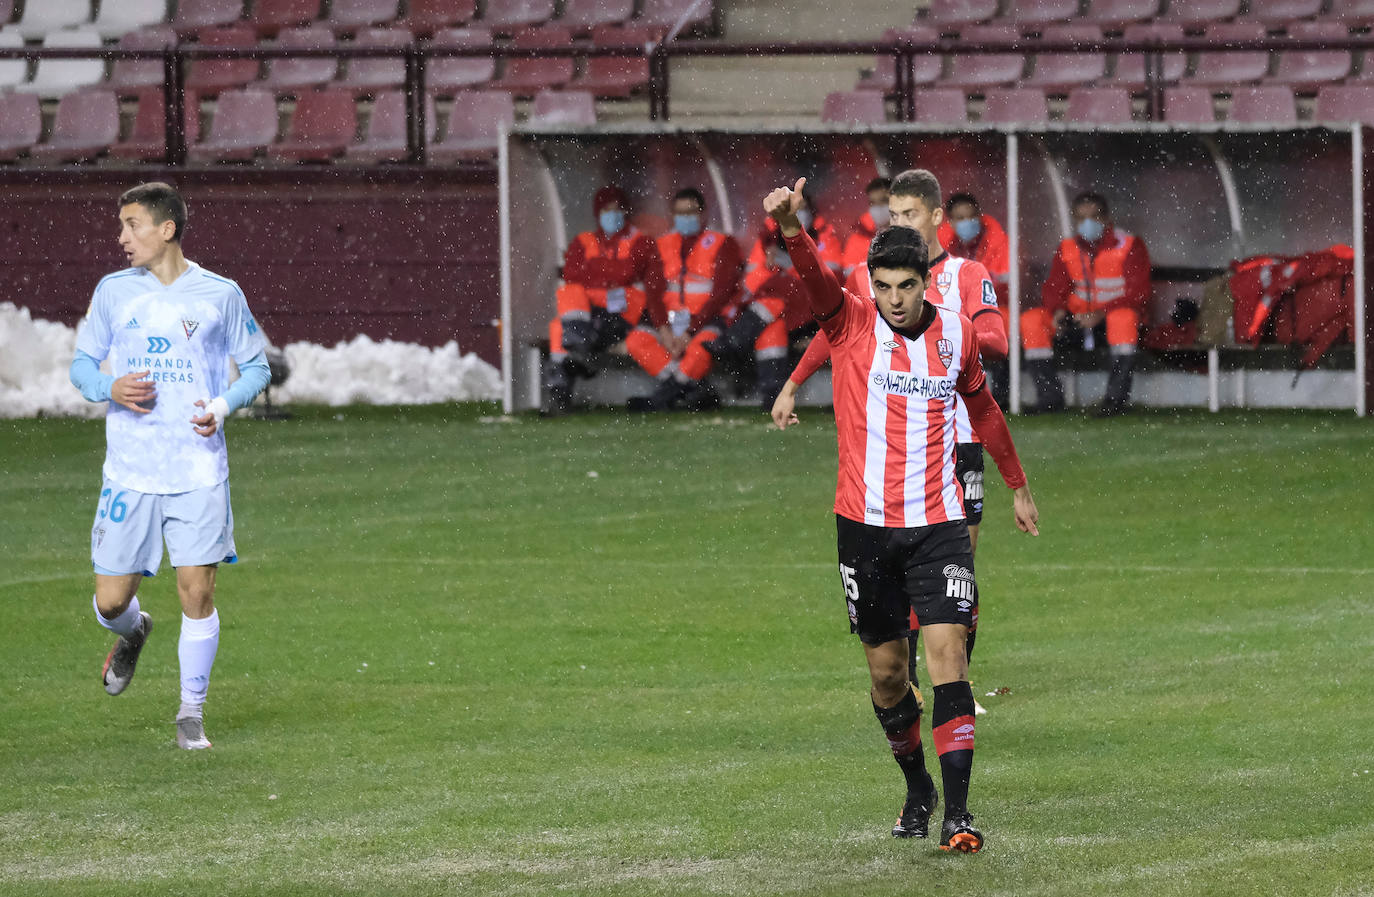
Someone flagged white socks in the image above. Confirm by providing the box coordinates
[94,594,142,637]
[178,610,220,709]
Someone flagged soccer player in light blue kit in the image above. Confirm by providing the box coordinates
[70,182,270,750]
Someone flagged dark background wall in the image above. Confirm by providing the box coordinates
[0,168,501,365]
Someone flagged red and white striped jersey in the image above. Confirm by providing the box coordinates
[823,287,986,529]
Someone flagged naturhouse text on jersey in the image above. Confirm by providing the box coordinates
[871,370,957,400]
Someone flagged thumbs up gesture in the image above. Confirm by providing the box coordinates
[763,177,807,237]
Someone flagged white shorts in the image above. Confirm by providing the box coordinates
[90,477,237,577]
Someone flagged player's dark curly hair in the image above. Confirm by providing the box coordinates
[867,226,930,279]
[119,182,187,242]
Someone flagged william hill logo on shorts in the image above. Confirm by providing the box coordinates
[871,370,955,399]
[944,563,975,604]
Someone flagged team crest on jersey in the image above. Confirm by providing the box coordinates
[125,317,140,329]
[94,526,106,547]
[981,280,997,306]
[937,272,953,290]
[182,318,200,340]
[936,338,954,369]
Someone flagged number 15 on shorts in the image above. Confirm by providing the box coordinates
[839,563,860,627]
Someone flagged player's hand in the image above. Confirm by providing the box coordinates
[110,371,155,413]
[1012,484,1039,536]
[770,382,800,430]
[191,397,228,437]
[763,177,807,237]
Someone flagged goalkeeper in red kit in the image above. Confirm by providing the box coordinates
[764,178,1039,852]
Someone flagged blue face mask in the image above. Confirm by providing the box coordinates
[869,205,890,228]
[1077,218,1105,242]
[674,214,702,237]
[953,218,982,243]
[599,210,626,235]
[796,209,814,231]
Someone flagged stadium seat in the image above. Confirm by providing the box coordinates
[186,25,260,97]
[568,24,653,97]
[110,26,177,96]
[250,0,322,38]
[857,27,942,93]
[637,0,714,34]
[1007,0,1081,26]
[981,87,1049,122]
[1065,86,1133,122]
[262,26,338,94]
[0,27,29,92]
[336,27,412,96]
[17,28,105,98]
[1163,0,1241,26]
[1226,85,1296,124]
[483,0,554,34]
[926,0,999,27]
[0,0,12,26]
[913,88,968,122]
[943,25,1025,87]
[171,0,245,37]
[1329,0,1374,24]
[428,89,514,162]
[1267,22,1352,89]
[1024,25,1108,90]
[30,88,119,162]
[1186,23,1270,86]
[1162,86,1215,122]
[489,26,574,95]
[426,26,495,96]
[92,0,169,40]
[269,88,358,161]
[1082,0,1161,28]
[560,0,635,34]
[396,0,476,36]
[189,87,279,161]
[345,90,436,162]
[529,89,597,125]
[1241,0,1323,23]
[110,88,202,161]
[0,92,41,161]
[325,0,401,35]
[15,0,92,40]
[1314,85,1374,124]
[820,90,886,124]
[1106,23,1186,85]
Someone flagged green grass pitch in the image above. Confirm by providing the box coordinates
[1,405,1371,897]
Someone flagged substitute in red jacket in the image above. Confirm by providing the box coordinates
[841,176,891,280]
[938,192,1012,407]
[544,185,667,416]
[1020,191,1150,416]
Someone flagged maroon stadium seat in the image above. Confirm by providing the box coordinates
[1226,85,1295,124]
[1267,22,1351,89]
[250,0,322,37]
[186,25,261,97]
[110,26,177,97]
[1315,85,1374,124]
[820,90,886,124]
[1106,23,1186,85]
[426,26,496,96]
[1330,0,1374,24]
[345,90,436,162]
[1082,0,1161,28]
[913,87,969,123]
[1186,23,1270,86]
[1162,86,1215,122]
[1241,0,1322,23]
[261,25,338,94]
[490,26,574,95]
[560,0,635,34]
[325,0,401,35]
[926,0,999,27]
[0,0,14,25]
[428,89,514,162]
[1065,86,1133,122]
[172,0,245,36]
[336,27,412,96]
[943,25,1026,87]
[568,24,652,97]
[1024,25,1107,89]
[857,27,942,93]
[981,87,1049,122]
[31,89,120,163]
[270,88,358,161]
[111,88,202,161]
[529,89,597,125]
[188,87,279,161]
[1007,0,1081,26]
[483,0,554,34]
[0,92,41,161]
[1163,0,1240,26]
[396,0,476,36]
[637,0,714,33]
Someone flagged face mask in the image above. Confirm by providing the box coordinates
[674,214,702,237]
[869,205,890,228]
[773,251,793,270]
[796,209,814,231]
[953,218,982,243]
[1077,218,1105,242]
[599,210,626,235]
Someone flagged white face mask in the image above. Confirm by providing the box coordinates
[869,205,891,228]
[796,209,814,231]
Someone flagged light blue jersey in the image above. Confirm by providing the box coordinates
[74,262,268,494]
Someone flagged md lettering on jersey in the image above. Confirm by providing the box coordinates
[871,370,956,400]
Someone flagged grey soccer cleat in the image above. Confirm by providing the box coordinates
[176,713,212,750]
[102,612,152,696]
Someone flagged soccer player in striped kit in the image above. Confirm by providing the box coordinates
[764,178,1038,852]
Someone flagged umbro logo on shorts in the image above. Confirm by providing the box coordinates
[146,337,172,353]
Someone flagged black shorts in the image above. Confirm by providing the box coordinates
[835,514,978,646]
[955,442,985,525]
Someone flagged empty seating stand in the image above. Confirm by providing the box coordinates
[1329,0,1374,24]
[250,0,323,38]
[188,87,278,161]
[943,25,1025,87]
[484,0,554,34]
[569,24,653,97]
[1186,23,1271,86]
[326,0,401,36]
[111,88,201,161]
[1315,85,1374,125]
[1106,22,1186,86]
[93,0,169,40]
[426,26,495,96]
[981,87,1048,123]
[560,0,635,34]
[637,0,714,34]
[1006,0,1081,27]
[346,90,435,162]
[1082,0,1161,28]
[396,0,476,36]
[857,27,942,94]
[821,90,886,124]
[1024,24,1107,90]
[336,27,411,96]
[490,26,574,95]
[0,28,28,92]
[1242,0,1323,23]
[913,87,968,123]
[172,0,245,36]
[1227,85,1296,124]
[270,88,359,161]
[926,0,999,28]
[1163,86,1215,123]
[110,26,177,96]
[529,89,597,126]
[1267,22,1352,89]
[0,92,41,161]
[261,26,339,94]
[1163,0,1241,26]
[15,0,91,40]
[18,28,105,98]
[31,89,119,162]
[428,89,514,162]
[186,25,260,96]
[1065,86,1133,123]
